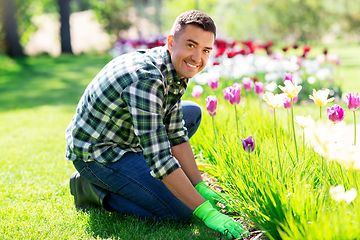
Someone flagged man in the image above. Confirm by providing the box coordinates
[66,10,248,239]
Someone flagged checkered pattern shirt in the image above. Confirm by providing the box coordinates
[65,46,189,180]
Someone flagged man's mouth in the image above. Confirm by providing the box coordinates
[186,62,198,69]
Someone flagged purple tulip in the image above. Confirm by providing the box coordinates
[284,72,293,83]
[327,104,345,123]
[254,82,264,95]
[283,96,292,109]
[205,95,218,117]
[346,93,360,111]
[208,78,219,90]
[242,77,252,92]
[241,136,255,153]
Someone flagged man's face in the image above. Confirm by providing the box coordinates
[167,24,215,79]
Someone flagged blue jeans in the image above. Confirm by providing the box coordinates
[73,100,202,222]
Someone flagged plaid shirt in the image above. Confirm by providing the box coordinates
[65,46,189,180]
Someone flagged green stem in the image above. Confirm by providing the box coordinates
[354,110,357,146]
[302,128,305,156]
[247,145,251,173]
[319,106,322,120]
[274,109,282,181]
[287,109,291,137]
[212,116,217,143]
[291,99,299,162]
[234,105,239,133]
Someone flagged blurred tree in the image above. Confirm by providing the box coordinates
[58,0,73,53]
[0,0,24,56]
[89,0,133,38]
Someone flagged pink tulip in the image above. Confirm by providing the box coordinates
[229,87,241,105]
[223,87,232,101]
[233,82,242,90]
[191,85,203,98]
[346,93,360,111]
[242,77,252,92]
[284,72,293,83]
[283,96,292,109]
[327,104,345,123]
[205,95,218,116]
[293,94,298,104]
[254,82,264,95]
[208,78,219,90]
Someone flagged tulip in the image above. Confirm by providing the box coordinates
[241,136,255,172]
[309,89,334,107]
[241,136,255,153]
[224,84,242,133]
[278,80,302,99]
[284,72,293,83]
[347,93,360,111]
[309,89,335,120]
[295,115,313,129]
[229,87,241,105]
[208,78,219,90]
[191,85,203,98]
[346,93,359,145]
[263,92,283,178]
[205,95,217,117]
[330,185,357,204]
[254,82,264,95]
[242,77,252,92]
[327,104,345,123]
[283,96,291,109]
[279,80,302,162]
[223,87,232,101]
[205,95,218,142]
[263,92,285,109]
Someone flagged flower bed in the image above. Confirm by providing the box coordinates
[111,37,359,239]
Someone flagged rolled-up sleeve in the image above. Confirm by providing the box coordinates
[123,79,181,180]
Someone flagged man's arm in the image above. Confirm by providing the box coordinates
[170,141,203,186]
[161,141,205,211]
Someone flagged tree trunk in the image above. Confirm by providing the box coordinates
[58,0,73,54]
[1,0,24,57]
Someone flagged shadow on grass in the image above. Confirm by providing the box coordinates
[0,53,113,112]
[83,208,222,240]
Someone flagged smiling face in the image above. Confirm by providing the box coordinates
[167,24,215,79]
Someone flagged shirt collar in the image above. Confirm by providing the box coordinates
[160,46,189,88]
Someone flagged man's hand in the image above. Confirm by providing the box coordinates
[194,201,249,239]
[195,181,232,211]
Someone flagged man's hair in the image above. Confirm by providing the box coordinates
[170,10,216,39]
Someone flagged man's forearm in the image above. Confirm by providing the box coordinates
[162,168,205,211]
[170,141,203,186]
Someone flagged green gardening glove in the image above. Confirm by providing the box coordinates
[194,201,249,239]
[195,181,232,211]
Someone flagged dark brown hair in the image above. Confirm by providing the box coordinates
[170,10,216,39]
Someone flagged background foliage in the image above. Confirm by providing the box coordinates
[1,0,360,55]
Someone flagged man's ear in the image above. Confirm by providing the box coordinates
[167,35,174,53]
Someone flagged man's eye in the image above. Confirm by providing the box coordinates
[204,49,210,54]
[188,44,195,48]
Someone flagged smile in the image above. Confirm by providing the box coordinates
[186,62,198,69]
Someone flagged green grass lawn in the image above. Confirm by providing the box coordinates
[0,54,221,239]
[0,43,359,239]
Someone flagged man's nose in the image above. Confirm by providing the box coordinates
[191,49,202,63]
